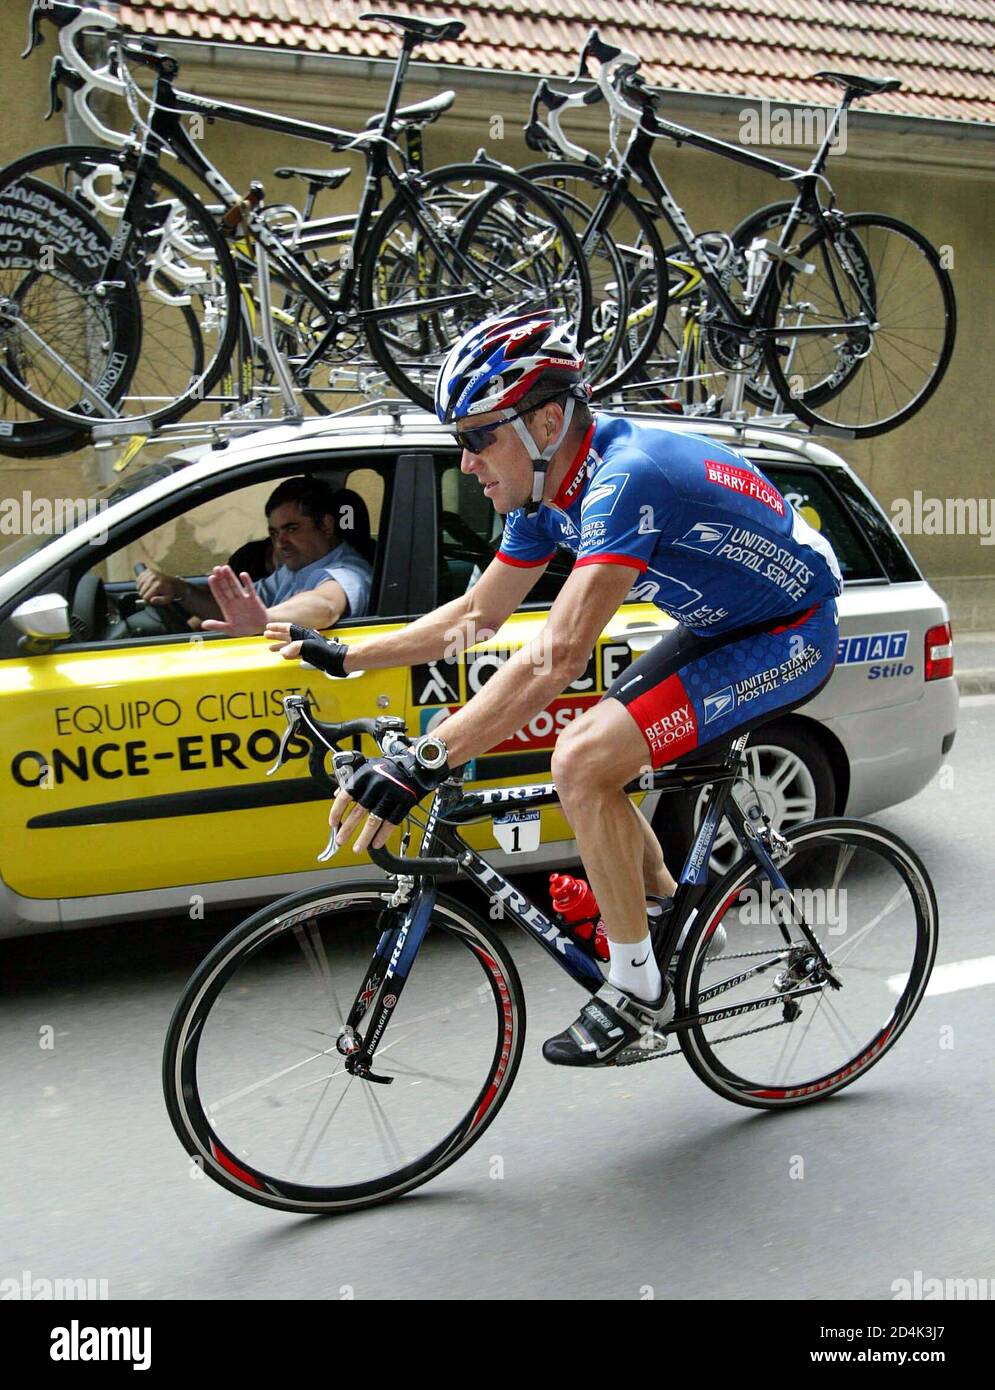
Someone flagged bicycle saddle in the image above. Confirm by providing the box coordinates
[814,71,903,97]
[360,13,466,43]
[273,166,351,189]
[364,90,456,132]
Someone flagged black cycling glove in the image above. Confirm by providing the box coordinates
[334,749,450,824]
[289,624,348,678]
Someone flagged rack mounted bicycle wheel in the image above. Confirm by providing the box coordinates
[359,162,593,411]
[761,212,956,437]
[0,144,240,434]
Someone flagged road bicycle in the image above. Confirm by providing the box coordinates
[0,4,591,435]
[521,29,956,437]
[163,694,938,1214]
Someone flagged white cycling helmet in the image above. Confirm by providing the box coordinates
[435,311,589,511]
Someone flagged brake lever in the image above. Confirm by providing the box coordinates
[265,718,299,778]
[22,2,44,59]
[570,27,596,83]
[46,56,84,120]
[265,693,311,777]
[316,748,365,861]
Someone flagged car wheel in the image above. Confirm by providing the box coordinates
[653,722,836,880]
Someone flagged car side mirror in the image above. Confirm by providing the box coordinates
[11,593,72,651]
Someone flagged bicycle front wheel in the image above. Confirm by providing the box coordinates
[676,818,938,1109]
[360,163,591,410]
[761,213,956,437]
[163,883,526,1214]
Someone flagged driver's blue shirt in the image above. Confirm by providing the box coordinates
[497,415,842,634]
[255,540,372,620]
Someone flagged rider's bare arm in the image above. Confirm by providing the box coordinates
[267,555,544,668]
[431,560,639,767]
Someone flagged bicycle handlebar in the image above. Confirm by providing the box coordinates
[268,697,462,878]
[524,77,603,160]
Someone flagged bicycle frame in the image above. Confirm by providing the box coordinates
[604,113,873,341]
[132,77,479,367]
[345,731,832,1072]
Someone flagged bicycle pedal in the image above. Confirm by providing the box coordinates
[611,1033,677,1067]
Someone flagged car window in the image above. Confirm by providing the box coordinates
[53,468,387,648]
[435,456,574,605]
[763,464,884,582]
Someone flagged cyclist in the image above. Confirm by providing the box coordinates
[266,311,842,1066]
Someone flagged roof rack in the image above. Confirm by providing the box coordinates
[90,397,420,473]
[89,391,855,478]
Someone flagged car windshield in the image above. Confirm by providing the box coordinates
[0,461,177,579]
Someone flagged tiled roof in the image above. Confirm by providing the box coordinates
[114,1,995,124]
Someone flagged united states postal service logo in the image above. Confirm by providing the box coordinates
[580,473,628,518]
[703,686,736,723]
[676,521,733,554]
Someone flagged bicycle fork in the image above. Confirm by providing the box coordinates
[336,881,438,1084]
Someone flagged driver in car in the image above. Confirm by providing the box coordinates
[136,478,373,635]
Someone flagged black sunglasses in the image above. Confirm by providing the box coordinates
[451,406,532,455]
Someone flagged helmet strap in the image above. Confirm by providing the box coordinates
[512,396,576,516]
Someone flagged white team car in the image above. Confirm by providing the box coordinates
[0,407,957,937]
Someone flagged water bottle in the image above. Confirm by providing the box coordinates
[549,873,610,962]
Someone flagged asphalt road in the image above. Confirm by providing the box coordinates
[2,698,993,1302]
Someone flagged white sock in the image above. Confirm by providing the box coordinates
[608,933,664,1004]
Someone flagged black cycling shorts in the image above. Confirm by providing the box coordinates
[605,600,839,767]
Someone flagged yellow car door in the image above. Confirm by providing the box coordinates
[0,625,409,902]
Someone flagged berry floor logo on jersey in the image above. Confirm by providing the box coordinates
[704,459,785,516]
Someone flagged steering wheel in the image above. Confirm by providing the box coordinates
[71,573,109,642]
[133,562,193,634]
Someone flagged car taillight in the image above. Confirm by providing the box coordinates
[925,622,954,680]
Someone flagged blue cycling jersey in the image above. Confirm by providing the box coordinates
[497,415,843,635]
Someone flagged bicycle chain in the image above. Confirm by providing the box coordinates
[613,1013,795,1067]
[614,946,809,1069]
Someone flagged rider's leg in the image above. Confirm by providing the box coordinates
[551,697,660,949]
[634,799,678,899]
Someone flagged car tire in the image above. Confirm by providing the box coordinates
[652,720,836,881]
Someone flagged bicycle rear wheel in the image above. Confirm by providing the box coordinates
[676,818,938,1109]
[360,163,591,410]
[163,883,526,1214]
[761,213,956,437]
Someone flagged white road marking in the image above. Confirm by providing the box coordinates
[889,955,995,996]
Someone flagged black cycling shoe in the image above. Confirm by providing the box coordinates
[542,981,676,1067]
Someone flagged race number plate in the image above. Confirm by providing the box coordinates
[493,809,541,854]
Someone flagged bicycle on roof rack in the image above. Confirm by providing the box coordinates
[163,694,938,1214]
[520,27,956,437]
[0,3,591,440]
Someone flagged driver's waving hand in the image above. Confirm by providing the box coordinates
[267,312,841,1067]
